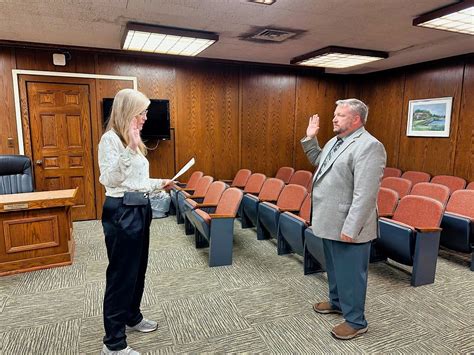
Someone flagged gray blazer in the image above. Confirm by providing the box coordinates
[301,127,386,243]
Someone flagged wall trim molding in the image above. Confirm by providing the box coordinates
[12,69,137,154]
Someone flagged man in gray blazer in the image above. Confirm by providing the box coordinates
[301,98,386,340]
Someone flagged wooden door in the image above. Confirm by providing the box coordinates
[27,82,96,221]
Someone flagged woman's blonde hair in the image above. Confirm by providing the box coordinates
[106,88,150,155]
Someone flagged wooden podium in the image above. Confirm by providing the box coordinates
[0,189,77,276]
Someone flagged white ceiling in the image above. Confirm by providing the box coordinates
[0,0,472,74]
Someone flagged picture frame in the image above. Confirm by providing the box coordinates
[406,97,453,137]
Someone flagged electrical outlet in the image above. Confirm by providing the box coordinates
[7,138,14,148]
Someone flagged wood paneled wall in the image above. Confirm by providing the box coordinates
[241,68,296,176]
[1,46,473,211]
[352,55,473,182]
[0,46,337,185]
[0,48,17,154]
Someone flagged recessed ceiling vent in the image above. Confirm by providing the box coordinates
[250,28,296,42]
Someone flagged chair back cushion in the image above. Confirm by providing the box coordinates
[203,181,227,205]
[244,173,266,194]
[193,176,214,196]
[381,177,412,198]
[216,188,244,216]
[393,195,444,228]
[258,178,285,202]
[288,170,312,188]
[275,166,295,184]
[0,155,34,194]
[299,194,311,223]
[401,171,431,186]
[377,187,399,216]
[305,175,314,192]
[276,184,307,211]
[446,190,474,219]
[232,169,252,188]
[383,167,402,179]
[430,175,466,194]
[186,171,204,189]
[410,182,450,206]
[466,182,474,190]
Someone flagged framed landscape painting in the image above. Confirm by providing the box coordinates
[406,97,452,137]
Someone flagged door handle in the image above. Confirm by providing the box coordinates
[36,159,43,166]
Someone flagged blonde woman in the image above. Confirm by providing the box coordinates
[98,89,172,355]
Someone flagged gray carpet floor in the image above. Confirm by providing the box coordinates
[0,216,473,354]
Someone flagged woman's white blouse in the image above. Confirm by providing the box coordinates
[98,130,164,197]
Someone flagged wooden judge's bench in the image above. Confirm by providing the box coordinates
[0,189,77,276]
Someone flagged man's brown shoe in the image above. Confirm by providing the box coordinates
[312,301,342,314]
[331,322,368,340]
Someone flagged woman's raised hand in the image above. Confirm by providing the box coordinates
[128,117,141,151]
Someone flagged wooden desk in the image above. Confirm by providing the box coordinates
[0,189,77,276]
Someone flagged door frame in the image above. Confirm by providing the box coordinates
[14,71,137,219]
[13,70,137,155]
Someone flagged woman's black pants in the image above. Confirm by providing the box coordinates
[101,196,152,351]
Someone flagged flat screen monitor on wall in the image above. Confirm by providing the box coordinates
[102,98,171,140]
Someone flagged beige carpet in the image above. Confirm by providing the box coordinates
[0,217,473,354]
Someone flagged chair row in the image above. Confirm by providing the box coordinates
[172,168,472,281]
[379,180,474,267]
[168,168,313,266]
[170,168,313,224]
[383,168,473,193]
[381,176,470,201]
[300,190,474,288]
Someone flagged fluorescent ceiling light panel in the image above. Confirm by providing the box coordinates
[291,46,388,68]
[122,23,218,56]
[247,0,276,4]
[413,0,474,35]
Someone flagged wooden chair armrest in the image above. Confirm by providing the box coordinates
[415,227,442,233]
[378,213,393,218]
[260,198,277,203]
[195,203,218,208]
[182,188,195,192]
[220,179,233,184]
[209,213,234,219]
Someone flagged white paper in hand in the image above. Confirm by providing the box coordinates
[171,158,195,182]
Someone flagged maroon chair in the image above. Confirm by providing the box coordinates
[431,175,466,195]
[467,182,474,190]
[257,184,308,240]
[169,171,204,215]
[377,187,399,218]
[189,188,244,266]
[288,170,313,188]
[182,181,227,235]
[243,173,266,196]
[275,166,295,184]
[176,176,214,224]
[376,195,444,286]
[401,171,431,186]
[240,178,285,229]
[440,190,474,271]
[383,167,402,179]
[221,169,252,189]
[278,194,311,256]
[381,177,412,199]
